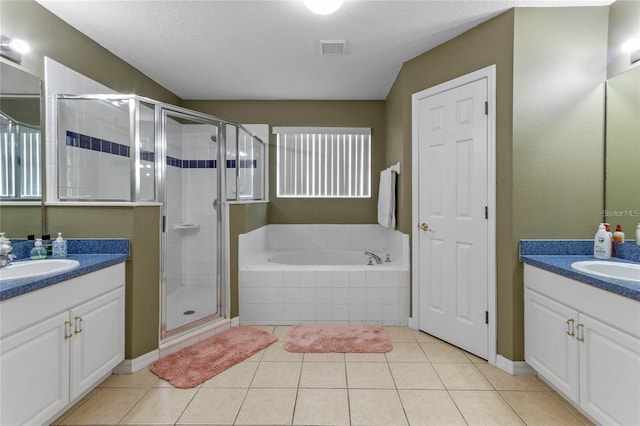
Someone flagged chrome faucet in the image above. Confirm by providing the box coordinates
[365,251,382,264]
[0,240,15,268]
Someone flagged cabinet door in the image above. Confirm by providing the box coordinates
[69,287,125,400]
[0,312,70,426]
[578,313,640,426]
[524,288,579,402]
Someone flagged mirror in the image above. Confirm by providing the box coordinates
[604,65,640,236]
[0,61,43,238]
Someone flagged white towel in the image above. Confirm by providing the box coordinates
[377,167,396,229]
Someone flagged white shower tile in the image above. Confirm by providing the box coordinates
[333,304,349,322]
[332,271,349,287]
[366,271,383,288]
[316,304,333,321]
[366,304,382,322]
[349,271,366,287]
[316,271,333,286]
[299,304,316,321]
[299,288,316,304]
[348,288,366,304]
[349,304,366,322]
[316,288,333,304]
[299,271,316,287]
[267,271,284,287]
[282,271,300,287]
[366,287,382,304]
[333,288,348,303]
[282,288,300,304]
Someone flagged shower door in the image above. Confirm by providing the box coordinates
[160,109,223,338]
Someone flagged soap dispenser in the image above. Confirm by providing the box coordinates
[52,232,67,258]
[30,239,47,260]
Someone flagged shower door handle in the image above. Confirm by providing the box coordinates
[212,199,218,210]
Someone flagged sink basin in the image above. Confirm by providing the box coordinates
[571,261,640,283]
[0,259,80,282]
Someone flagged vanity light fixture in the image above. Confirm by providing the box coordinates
[304,0,343,15]
[1,35,30,65]
[622,37,640,64]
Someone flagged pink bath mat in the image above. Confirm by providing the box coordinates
[150,325,277,388]
[284,324,393,353]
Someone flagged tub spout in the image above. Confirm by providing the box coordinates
[365,252,382,264]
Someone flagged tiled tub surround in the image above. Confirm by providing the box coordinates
[520,239,640,301]
[239,225,410,326]
[0,239,129,300]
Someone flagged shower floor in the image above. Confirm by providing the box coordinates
[165,285,218,332]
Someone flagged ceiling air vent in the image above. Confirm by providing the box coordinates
[319,40,347,55]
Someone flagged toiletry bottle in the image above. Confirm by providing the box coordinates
[594,223,612,259]
[604,223,613,253]
[52,232,67,258]
[613,225,625,244]
[30,239,47,260]
[636,223,640,246]
[42,234,52,256]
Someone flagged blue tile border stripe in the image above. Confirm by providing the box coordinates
[66,130,256,169]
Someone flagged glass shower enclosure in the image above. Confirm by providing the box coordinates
[56,94,266,340]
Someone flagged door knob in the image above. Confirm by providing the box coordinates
[420,223,431,232]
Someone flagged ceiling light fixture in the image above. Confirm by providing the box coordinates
[1,35,31,64]
[622,37,640,64]
[304,0,343,15]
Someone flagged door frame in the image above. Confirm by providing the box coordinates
[410,65,497,366]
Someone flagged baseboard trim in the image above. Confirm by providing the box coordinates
[231,316,240,327]
[495,354,537,376]
[113,349,160,374]
[407,317,417,329]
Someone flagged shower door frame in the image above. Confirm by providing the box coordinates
[158,106,227,340]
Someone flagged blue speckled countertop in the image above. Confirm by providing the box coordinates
[520,240,640,301]
[0,239,129,301]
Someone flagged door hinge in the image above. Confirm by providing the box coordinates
[485,206,488,219]
[485,311,489,324]
[484,101,488,115]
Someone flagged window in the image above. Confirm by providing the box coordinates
[273,127,371,198]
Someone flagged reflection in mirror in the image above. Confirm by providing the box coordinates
[605,66,640,235]
[0,62,43,238]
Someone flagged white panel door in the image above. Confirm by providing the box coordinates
[578,313,640,425]
[70,287,125,399]
[416,77,488,358]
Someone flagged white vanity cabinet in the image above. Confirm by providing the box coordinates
[524,264,640,425]
[0,263,125,426]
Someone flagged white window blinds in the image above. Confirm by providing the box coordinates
[273,127,371,198]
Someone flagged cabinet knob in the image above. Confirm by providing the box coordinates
[420,223,431,232]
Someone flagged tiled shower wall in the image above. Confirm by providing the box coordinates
[165,120,219,295]
[44,57,120,202]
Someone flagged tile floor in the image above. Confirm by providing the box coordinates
[53,326,594,425]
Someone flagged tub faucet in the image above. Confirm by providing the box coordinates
[365,252,382,264]
[0,241,15,268]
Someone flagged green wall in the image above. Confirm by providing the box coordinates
[1,0,177,359]
[183,100,387,225]
[2,0,615,364]
[385,7,608,361]
[384,9,517,358]
[45,206,161,359]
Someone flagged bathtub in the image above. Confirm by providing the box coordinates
[238,224,410,326]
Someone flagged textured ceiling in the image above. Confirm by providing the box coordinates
[36,0,612,100]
